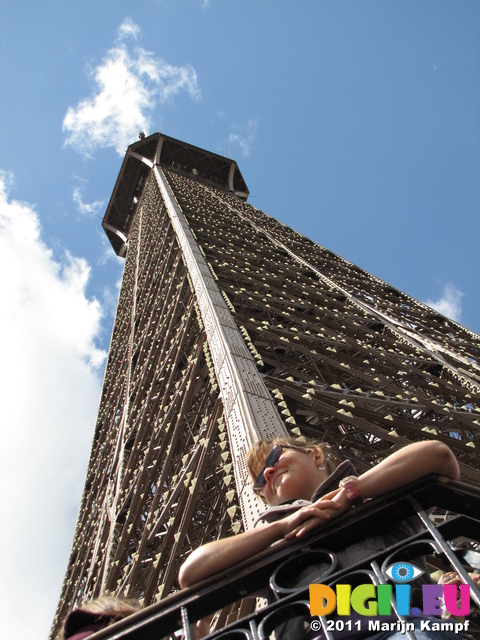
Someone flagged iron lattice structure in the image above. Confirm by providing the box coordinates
[51,133,480,637]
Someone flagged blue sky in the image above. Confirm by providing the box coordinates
[0,2,479,638]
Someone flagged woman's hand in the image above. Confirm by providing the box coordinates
[437,572,479,621]
[439,571,480,587]
[321,488,342,500]
[282,499,343,539]
[194,613,215,638]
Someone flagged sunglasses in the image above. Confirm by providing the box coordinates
[253,444,304,495]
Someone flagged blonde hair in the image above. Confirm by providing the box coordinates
[247,436,341,484]
[81,595,140,614]
[58,595,142,640]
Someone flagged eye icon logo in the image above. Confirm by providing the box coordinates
[384,562,424,583]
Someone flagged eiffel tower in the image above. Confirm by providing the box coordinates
[51,133,480,637]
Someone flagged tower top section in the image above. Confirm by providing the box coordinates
[102,132,249,256]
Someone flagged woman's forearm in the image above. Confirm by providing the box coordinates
[180,498,342,585]
[178,520,284,588]
[353,440,460,501]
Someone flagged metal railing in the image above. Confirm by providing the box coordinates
[86,476,480,640]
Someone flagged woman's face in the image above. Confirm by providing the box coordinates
[259,446,325,506]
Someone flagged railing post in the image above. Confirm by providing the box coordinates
[409,496,480,609]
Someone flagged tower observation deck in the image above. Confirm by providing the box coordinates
[51,133,480,638]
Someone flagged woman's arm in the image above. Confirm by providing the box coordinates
[179,520,284,587]
[286,440,460,539]
[178,500,341,587]
[351,439,460,498]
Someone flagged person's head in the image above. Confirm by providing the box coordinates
[58,595,142,640]
[247,436,340,506]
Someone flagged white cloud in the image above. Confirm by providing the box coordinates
[228,119,258,157]
[0,172,106,639]
[117,16,141,41]
[63,19,201,157]
[73,182,105,217]
[424,282,464,323]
